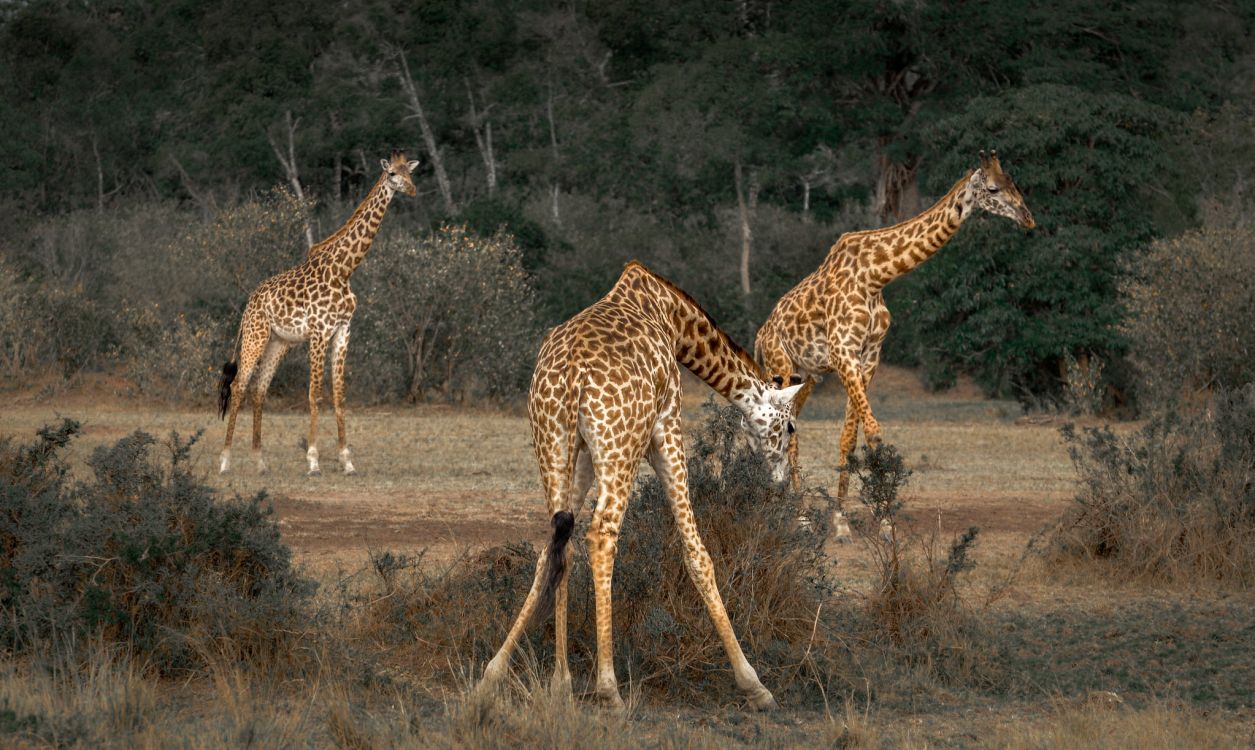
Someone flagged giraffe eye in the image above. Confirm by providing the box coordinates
[787,422,795,435]
[987,185,1000,193]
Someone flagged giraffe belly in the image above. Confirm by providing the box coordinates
[270,321,310,343]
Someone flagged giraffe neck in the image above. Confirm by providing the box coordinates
[309,173,396,278]
[856,170,978,290]
[616,263,763,403]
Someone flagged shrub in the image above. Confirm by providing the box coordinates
[1043,385,1255,586]
[1121,226,1255,411]
[0,257,42,380]
[845,444,994,687]
[0,420,315,670]
[353,225,542,403]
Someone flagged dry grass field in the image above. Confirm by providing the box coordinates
[3,366,1253,747]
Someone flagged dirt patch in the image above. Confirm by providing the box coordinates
[271,490,549,566]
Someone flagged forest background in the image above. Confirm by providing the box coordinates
[1,0,1253,410]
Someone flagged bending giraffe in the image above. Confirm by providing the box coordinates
[477,261,802,711]
[218,151,418,475]
[755,150,1035,541]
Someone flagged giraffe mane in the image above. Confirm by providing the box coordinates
[620,261,762,376]
[838,170,974,245]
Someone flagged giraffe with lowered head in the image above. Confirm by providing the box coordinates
[755,150,1035,541]
[218,151,419,475]
[477,261,803,711]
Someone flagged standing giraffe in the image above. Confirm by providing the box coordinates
[477,261,803,711]
[217,151,419,475]
[755,150,1035,541]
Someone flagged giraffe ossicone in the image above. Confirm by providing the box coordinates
[756,150,1035,542]
[218,151,418,476]
[477,261,797,711]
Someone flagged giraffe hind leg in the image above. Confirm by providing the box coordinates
[220,321,268,474]
[250,338,289,474]
[306,333,329,475]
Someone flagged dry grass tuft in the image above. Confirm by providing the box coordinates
[991,700,1248,750]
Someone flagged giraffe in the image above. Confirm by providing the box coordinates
[755,150,1035,541]
[217,151,419,475]
[477,261,803,711]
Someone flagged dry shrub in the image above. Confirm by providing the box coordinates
[845,445,996,689]
[1044,385,1255,587]
[1122,226,1255,411]
[0,420,315,671]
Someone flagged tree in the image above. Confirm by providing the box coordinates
[885,84,1183,398]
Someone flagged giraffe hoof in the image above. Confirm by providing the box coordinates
[834,534,854,545]
[308,467,322,477]
[595,689,626,713]
[747,688,778,711]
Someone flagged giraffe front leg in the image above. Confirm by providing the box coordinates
[329,325,354,474]
[786,377,814,492]
[306,334,329,476]
[834,356,878,543]
[648,424,776,711]
[832,398,858,544]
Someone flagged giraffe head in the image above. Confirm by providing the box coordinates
[971,150,1035,229]
[737,375,805,483]
[379,151,420,197]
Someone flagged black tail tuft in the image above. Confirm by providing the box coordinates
[217,361,238,420]
[533,510,576,625]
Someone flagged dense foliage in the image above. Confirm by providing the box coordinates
[1,0,1252,404]
[1121,226,1255,410]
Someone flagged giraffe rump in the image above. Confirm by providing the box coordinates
[217,361,238,420]
[532,510,576,624]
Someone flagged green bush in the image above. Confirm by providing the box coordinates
[353,225,542,403]
[0,420,314,670]
[1045,385,1255,586]
[1121,226,1255,411]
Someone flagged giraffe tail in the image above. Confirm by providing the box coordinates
[217,361,238,420]
[533,510,576,624]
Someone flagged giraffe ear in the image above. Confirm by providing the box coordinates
[380,158,391,172]
[407,159,420,173]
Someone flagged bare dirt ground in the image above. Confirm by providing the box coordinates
[1,366,1073,577]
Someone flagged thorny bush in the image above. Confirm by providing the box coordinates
[1045,384,1255,587]
[0,419,314,671]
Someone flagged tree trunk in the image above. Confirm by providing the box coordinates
[546,82,562,226]
[873,150,921,226]
[801,176,811,221]
[266,109,316,249]
[397,50,455,213]
[91,132,104,213]
[734,160,758,296]
[465,78,498,197]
